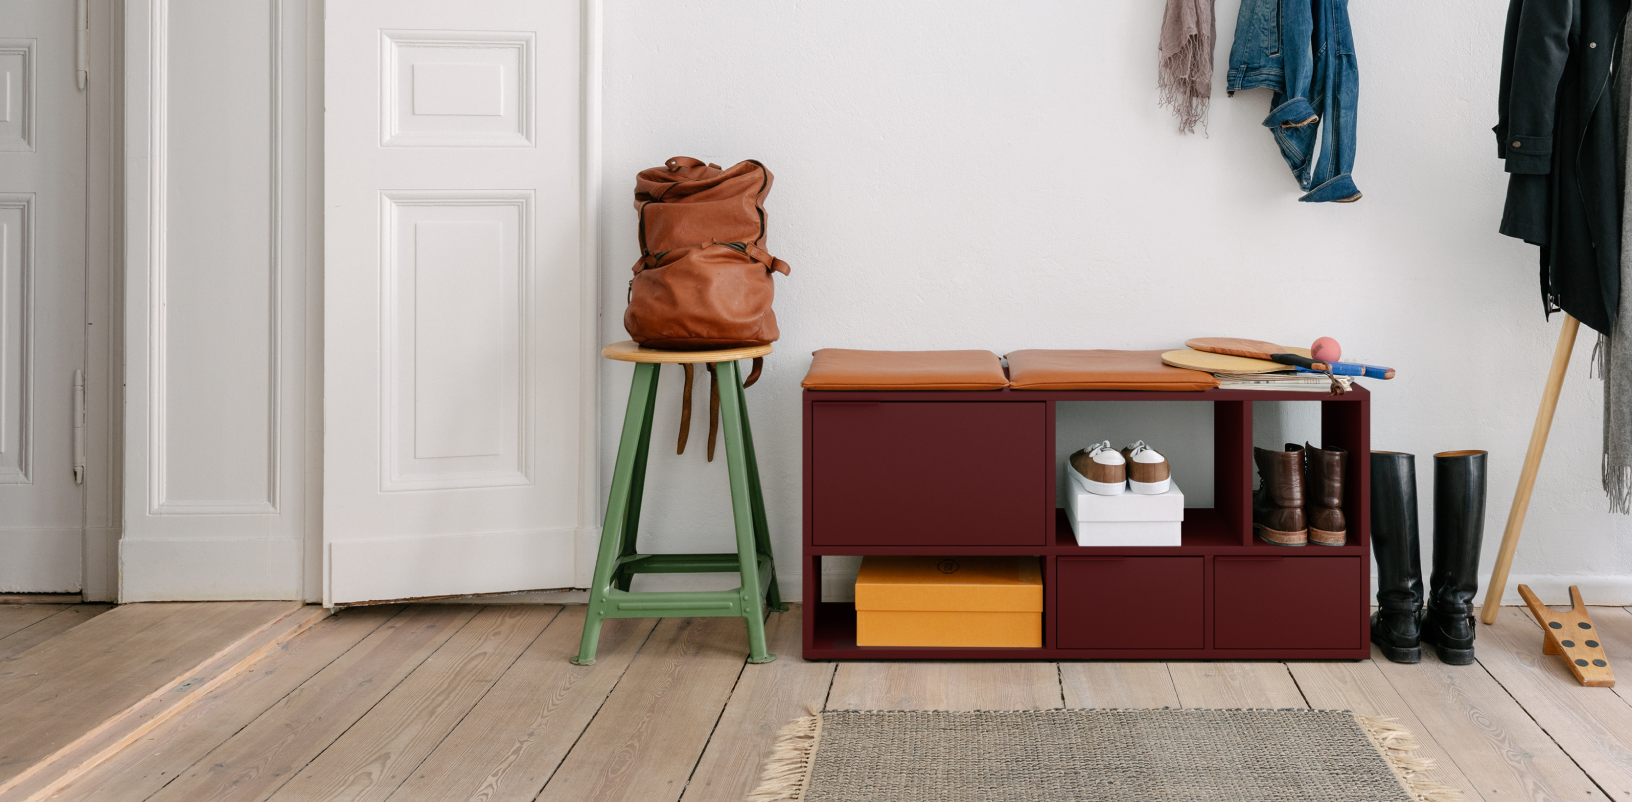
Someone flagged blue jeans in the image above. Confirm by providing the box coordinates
[1228,0,1361,202]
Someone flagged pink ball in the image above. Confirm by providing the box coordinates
[1311,337,1342,362]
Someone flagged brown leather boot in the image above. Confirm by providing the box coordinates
[1301,441,1347,546]
[1253,445,1307,545]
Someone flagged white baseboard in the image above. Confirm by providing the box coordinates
[0,529,82,592]
[327,528,576,605]
[121,538,303,601]
[82,527,119,601]
[1475,574,1632,607]
[1366,573,1632,607]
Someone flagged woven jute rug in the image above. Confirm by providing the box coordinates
[748,708,1459,802]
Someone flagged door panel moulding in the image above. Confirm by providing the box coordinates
[0,39,37,152]
[0,194,34,486]
[142,0,281,517]
[122,0,314,602]
[377,190,534,493]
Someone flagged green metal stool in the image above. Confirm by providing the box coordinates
[573,341,785,665]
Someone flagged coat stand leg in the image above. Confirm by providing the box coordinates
[1481,314,1580,625]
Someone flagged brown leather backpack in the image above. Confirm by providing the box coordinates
[623,157,791,350]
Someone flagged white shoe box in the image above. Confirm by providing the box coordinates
[1065,470,1184,547]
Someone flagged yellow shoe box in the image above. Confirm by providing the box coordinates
[854,556,1042,648]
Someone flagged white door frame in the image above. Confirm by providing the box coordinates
[82,0,122,601]
[120,0,604,602]
[574,0,605,589]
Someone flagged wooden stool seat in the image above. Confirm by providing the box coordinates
[602,340,772,364]
[573,344,783,666]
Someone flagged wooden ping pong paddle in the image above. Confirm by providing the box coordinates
[1187,337,1396,380]
[1161,349,1303,374]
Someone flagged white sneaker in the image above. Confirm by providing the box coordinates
[1122,440,1171,495]
[1069,440,1126,495]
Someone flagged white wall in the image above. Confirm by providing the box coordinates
[599,0,1632,604]
[122,0,320,601]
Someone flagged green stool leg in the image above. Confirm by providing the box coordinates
[573,362,660,666]
[733,369,785,612]
[615,373,659,594]
[717,360,775,663]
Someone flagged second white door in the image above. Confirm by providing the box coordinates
[0,0,87,592]
[324,0,584,604]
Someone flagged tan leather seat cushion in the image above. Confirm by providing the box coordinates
[801,349,1009,391]
[1005,349,1218,391]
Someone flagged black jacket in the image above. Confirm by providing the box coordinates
[1497,0,1628,335]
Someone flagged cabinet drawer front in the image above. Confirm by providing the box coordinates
[1057,557,1204,649]
[1214,556,1363,650]
[811,401,1046,546]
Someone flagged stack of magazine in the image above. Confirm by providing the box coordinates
[1214,371,1352,392]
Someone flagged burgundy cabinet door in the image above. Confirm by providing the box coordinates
[1214,556,1363,650]
[1057,557,1204,649]
[810,401,1046,546]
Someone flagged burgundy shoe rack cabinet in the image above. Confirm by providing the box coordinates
[801,385,1371,660]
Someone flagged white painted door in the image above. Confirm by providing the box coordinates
[0,1,87,592]
[325,0,584,604]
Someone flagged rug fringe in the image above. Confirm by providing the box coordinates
[746,706,823,802]
[1357,715,1463,802]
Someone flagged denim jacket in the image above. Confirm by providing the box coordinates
[1227,0,1362,203]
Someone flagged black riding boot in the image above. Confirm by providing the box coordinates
[1369,451,1423,663]
[1420,450,1488,666]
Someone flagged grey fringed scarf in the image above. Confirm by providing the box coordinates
[1158,0,1216,134]
[1606,12,1632,512]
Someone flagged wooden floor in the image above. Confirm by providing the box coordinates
[4,601,1632,801]
[0,603,113,662]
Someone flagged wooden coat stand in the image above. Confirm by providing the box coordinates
[1480,314,1580,625]
[1480,315,1618,687]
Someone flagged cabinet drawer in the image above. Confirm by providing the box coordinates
[1214,556,1363,650]
[1057,557,1204,649]
[810,401,1046,546]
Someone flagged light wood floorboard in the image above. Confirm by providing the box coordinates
[8,603,1627,802]
[0,602,299,786]
[1478,607,1632,797]
[1373,637,1606,801]
[0,606,66,641]
[267,605,560,802]
[827,660,1063,711]
[0,605,110,662]
[1058,662,1180,708]
[0,604,194,698]
[680,611,836,802]
[1167,661,1308,708]
[532,617,755,802]
[46,606,404,802]
[389,609,655,802]
[144,605,477,802]
[1288,655,1482,800]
